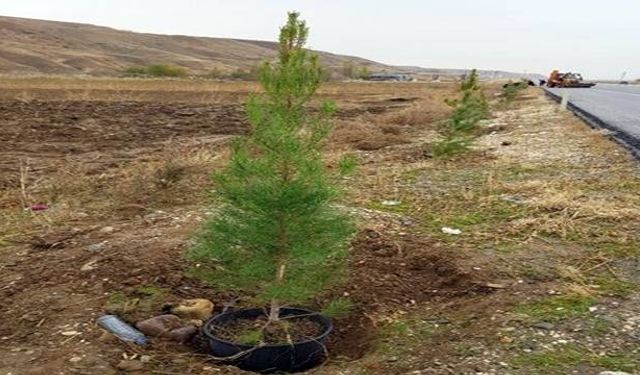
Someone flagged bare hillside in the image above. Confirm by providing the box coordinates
[0,16,540,80]
[0,16,389,76]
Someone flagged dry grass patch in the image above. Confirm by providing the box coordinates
[0,143,227,244]
[328,97,450,151]
[328,119,410,151]
[378,99,451,127]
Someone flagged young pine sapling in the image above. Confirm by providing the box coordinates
[434,69,489,156]
[189,12,354,329]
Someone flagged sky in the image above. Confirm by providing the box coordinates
[1,0,638,80]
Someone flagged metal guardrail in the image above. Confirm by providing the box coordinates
[544,88,640,159]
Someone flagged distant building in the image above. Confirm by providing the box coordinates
[366,72,412,82]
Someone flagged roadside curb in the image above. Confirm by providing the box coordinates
[544,88,640,159]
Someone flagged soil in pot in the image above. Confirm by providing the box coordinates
[203,308,332,373]
[210,315,323,345]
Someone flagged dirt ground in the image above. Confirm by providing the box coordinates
[1,78,639,375]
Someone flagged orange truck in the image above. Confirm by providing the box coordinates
[546,70,596,88]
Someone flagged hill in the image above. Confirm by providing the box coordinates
[0,15,539,80]
[0,15,392,77]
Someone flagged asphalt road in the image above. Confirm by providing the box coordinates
[546,84,640,155]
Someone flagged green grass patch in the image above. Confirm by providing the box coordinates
[593,353,640,372]
[416,167,497,237]
[429,167,488,190]
[236,329,263,345]
[449,211,487,228]
[375,317,443,357]
[400,168,422,183]
[515,295,594,321]
[124,64,188,78]
[591,275,636,297]
[515,264,558,281]
[423,196,527,239]
[135,284,169,312]
[596,243,640,257]
[494,242,524,254]
[382,320,410,337]
[433,136,472,157]
[512,345,585,373]
[105,285,169,316]
[454,343,482,358]
[135,284,168,297]
[106,291,129,305]
[588,317,615,335]
[368,200,410,214]
[513,345,640,374]
[105,292,140,314]
[499,164,561,181]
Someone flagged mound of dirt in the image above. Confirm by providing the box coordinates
[347,229,484,308]
[323,229,491,360]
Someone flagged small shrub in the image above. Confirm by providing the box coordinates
[124,66,148,76]
[341,60,370,80]
[342,60,356,79]
[123,64,188,78]
[202,68,224,80]
[357,66,370,79]
[146,64,187,77]
[228,66,260,80]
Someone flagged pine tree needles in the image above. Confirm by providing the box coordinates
[434,69,489,157]
[189,12,354,316]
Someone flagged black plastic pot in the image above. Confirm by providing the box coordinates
[202,307,332,373]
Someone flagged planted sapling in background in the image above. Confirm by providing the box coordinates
[434,69,489,156]
[500,80,529,105]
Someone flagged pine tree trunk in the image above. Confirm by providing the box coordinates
[268,155,291,323]
[268,263,286,322]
